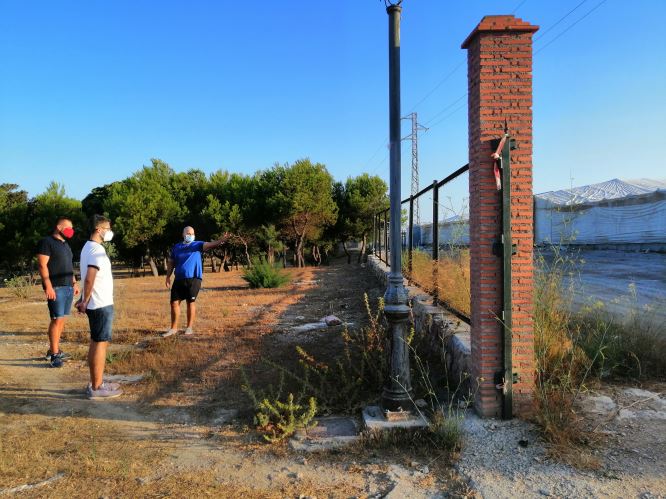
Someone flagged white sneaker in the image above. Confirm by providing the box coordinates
[86,382,122,400]
[103,380,121,390]
[184,327,194,335]
[162,328,178,338]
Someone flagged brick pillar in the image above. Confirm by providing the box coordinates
[462,16,538,418]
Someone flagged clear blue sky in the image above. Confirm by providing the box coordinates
[1,0,664,219]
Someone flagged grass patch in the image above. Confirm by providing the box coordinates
[404,248,470,318]
[0,415,365,498]
[574,291,666,380]
[0,415,162,495]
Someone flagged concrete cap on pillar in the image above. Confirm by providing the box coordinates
[461,15,539,49]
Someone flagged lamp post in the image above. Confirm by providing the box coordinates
[381,0,413,411]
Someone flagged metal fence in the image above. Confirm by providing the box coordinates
[373,163,470,320]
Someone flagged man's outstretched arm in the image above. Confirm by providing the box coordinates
[203,232,231,252]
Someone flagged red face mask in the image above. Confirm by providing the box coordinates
[61,227,75,239]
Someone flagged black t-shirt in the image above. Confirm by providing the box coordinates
[36,236,74,288]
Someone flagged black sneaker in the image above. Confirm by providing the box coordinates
[45,350,70,361]
[50,353,64,368]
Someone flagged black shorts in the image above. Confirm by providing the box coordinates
[170,278,202,303]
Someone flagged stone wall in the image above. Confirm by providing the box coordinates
[367,255,472,398]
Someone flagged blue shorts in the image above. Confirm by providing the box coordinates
[86,305,114,342]
[47,286,74,320]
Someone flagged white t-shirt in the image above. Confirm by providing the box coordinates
[80,241,114,309]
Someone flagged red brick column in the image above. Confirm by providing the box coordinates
[462,16,538,418]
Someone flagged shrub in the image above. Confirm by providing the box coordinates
[533,247,596,452]
[241,258,289,289]
[4,275,34,300]
[240,369,317,443]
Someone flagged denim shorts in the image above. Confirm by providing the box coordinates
[86,305,114,342]
[47,286,74,320]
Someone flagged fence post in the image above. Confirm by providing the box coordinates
[378,213,382,263]
[372,214,377,257]
[432,180,439,302]
[380,212,385,264]
[462,15,538,418]
[408,196,414,276]
[384,210,390,267]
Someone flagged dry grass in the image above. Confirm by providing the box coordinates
[405,249,470,317]
[0,267,321,411]
[0,414,369,498]
[0,261,388,418]
[0,261,396,495]
[532,250,665,469]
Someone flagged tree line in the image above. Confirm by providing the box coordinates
[0,158,388,276]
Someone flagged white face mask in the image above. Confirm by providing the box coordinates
[184,234,195,243]
[103,229,114,242]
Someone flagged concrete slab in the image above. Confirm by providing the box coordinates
[211,409,239,425]
[289,416,360,452]
[362,405,429,430]
[104,373,146,383]
[291,322,327,333]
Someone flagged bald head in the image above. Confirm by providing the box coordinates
[182,226,195,244]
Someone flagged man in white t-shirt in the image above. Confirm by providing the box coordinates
[77,215,122,400]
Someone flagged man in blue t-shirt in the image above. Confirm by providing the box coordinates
[162,226,229,337]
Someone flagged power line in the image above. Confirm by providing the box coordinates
[406,59,466,113]
[511,0,529,15]
[534,0,589,42]
[426,100,467,131]
[535,0,609,55]
[368,152,389,177]
[422,92,467,127]
[361,139,388,171]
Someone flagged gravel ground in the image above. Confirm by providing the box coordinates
[456,385,666,499]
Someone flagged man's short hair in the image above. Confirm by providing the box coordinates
[91,214,110,233]
[54,216,71,227]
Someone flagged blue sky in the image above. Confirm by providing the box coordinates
[1,0,664,218]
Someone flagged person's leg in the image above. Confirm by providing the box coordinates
[48,318,66,354]
[86,305,120,397]
[170,300,181,329]
[88,340,108,390]
[184,279,201,334]
[186,301,196,328]
[46,286,72,356]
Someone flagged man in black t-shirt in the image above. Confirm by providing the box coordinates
[36,217,80,367]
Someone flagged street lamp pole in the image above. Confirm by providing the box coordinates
[381,1,413,411]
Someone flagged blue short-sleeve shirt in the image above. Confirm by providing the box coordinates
[171,240,205,280]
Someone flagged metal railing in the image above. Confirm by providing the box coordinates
[372,163,470,322]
